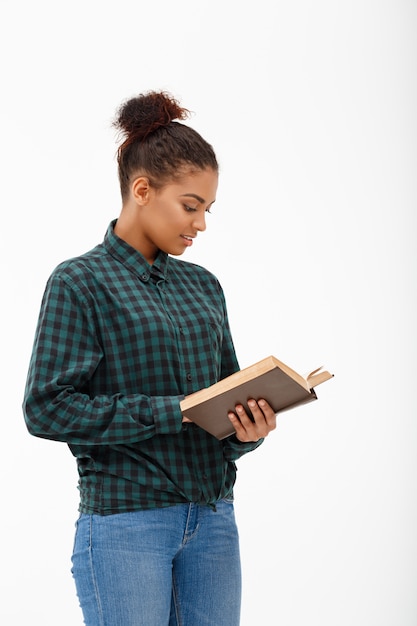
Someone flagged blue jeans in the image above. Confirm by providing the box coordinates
[71,500,241,625]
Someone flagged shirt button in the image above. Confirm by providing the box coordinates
[141,273,148,281]
[186,373,192,381]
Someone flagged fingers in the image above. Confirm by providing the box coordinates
[228,399,277,442]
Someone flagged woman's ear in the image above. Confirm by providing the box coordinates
[131,176,151,206]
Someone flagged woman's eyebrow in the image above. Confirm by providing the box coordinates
[180,193,206,204]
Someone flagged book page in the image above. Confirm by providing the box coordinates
[305,367,333,389]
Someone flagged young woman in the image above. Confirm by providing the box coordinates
[23,90,277,626]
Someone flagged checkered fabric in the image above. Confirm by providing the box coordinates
[23,221,262,514]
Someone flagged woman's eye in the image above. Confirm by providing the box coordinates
[184,204,212,214]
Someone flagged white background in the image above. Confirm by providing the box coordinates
[1,1,416,624]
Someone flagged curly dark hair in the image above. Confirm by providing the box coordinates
[113,91,218,199]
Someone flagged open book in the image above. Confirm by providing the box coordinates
[180,355,333,440]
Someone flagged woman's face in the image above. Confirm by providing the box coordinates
[135,168,218,262]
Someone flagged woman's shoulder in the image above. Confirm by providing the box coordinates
[48,243,106,286]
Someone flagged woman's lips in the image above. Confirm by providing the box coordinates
[181,235,194,247]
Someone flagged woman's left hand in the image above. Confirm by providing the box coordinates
[228,399,277,442]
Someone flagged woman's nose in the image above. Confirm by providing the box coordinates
[192,212,206,232]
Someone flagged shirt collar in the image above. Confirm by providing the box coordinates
[103,219,170,282]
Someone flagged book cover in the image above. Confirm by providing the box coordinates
[180,356,333,440]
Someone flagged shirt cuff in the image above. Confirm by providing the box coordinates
[223,435,264,461]
[150,395,184,435]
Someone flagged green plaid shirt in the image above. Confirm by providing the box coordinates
[23,221,262,514]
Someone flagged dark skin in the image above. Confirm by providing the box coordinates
[227,399,277,442]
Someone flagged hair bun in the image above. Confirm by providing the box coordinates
[114,90,190,146]
[113,89,217,198]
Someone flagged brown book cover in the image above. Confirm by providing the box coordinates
[180,355,333,440]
